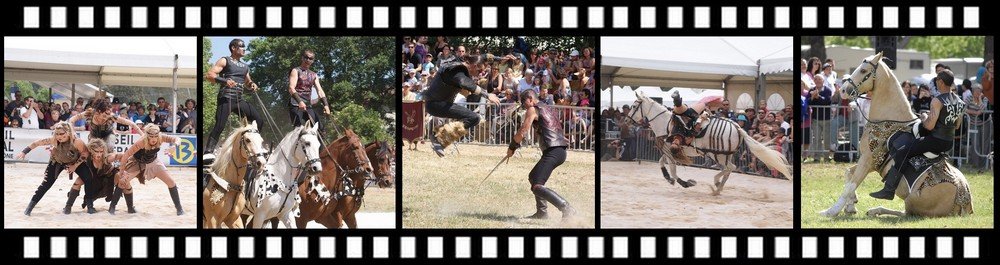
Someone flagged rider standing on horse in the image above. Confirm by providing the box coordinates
[288,50,331,132]
[506,89,576,220]
[871,69,965,200]
[204,38,261,162]
[424,53,503,157]
[668,90,724,150]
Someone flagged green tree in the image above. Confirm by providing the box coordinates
[821,36,985,59]
[239,36,395,143]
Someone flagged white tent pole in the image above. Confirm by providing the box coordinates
[172,54,178,133]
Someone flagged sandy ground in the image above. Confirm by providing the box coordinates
[4,162,197,228]
[601,161,793,228]
[403,143,595,228]
[302,212,395,229]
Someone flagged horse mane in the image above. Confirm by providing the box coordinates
[873,58,918,120]
[211,124,255,182]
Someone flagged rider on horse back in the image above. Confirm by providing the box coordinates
[668,90,724,150]
[870,69,965,200]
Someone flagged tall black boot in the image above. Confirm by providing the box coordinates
[532,186,576,220]
[526,195,548,219]
[870,166,903,200]
[85,198,97,214]
[108,188,123,215]
[124,192,137,214]
[169,186,184,216]
[25,200,39,216]
[64,189,80,214]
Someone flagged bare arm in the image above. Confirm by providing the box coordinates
[512,107,537,145]
[922,97,941,130]
[206,57,227,84]
[67,111,86,124]
[119,140,144,166]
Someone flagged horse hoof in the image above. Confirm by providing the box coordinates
[844,209,857,216]
[865,210,879,218]
[819,210,840,218]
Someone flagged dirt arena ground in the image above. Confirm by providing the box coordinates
[403,143,595,228]
[601,161,793,228]
[4,162,196,228]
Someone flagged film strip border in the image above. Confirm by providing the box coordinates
[13,4,986,31]
[15,234,988,261]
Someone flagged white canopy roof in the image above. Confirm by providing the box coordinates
[601,37,794,89]
[4,37,197,88]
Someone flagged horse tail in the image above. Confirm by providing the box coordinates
[737,127,792,180]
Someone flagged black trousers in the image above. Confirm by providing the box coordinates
[206,97,261,153]
[529,146,568,185]
[289,107,323,132]
[893,136,952,170]
[426,100,480,129]
[31,162,91,203]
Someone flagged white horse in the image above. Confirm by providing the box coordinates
[243,121,323,228]
[820,52,973,218]
[628,91,792,195]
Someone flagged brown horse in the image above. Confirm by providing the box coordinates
[295,129,374,229]
[365,140,395,189]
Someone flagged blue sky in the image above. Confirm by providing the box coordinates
[207,36,260,64]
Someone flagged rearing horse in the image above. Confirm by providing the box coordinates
[628,91,792,195]
[296,129,374,229]
[820,52,974,218]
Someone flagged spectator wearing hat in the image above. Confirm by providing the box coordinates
[421,53,436,75]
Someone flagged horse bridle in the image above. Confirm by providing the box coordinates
[841,57,918,125]
[628,97,669,128]
[232,129,269,171]
[842,58,879,101]
[293,130,322,177]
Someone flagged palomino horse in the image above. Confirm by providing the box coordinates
[365,140,396,189]
[296,129,374,229]
[242,121,324,228]
[821,52,973,218]
[203,121,268,228]
[628,91,792,195]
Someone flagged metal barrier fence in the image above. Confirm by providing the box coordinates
[803,105,993,169]
[422,102,595,152]
[601,119,792,178]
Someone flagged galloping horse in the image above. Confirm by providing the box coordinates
[203,121,268,228]
[296,129,374,229]
[243,121,323,228]
[820,52,973,218]
[628,91,792,195]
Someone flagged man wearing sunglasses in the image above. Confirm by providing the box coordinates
[204,38,261,162]
[288,49,331,133]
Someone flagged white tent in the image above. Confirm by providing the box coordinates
[601,37,794,108]
[4,37,196,132]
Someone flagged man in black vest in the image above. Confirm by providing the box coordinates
[423,54,504,157]
[871,70,965,200]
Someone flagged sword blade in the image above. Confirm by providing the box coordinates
[480,156,509,185]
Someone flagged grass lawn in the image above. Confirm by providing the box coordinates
[402,143,595,228]
[801,162,993,228]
